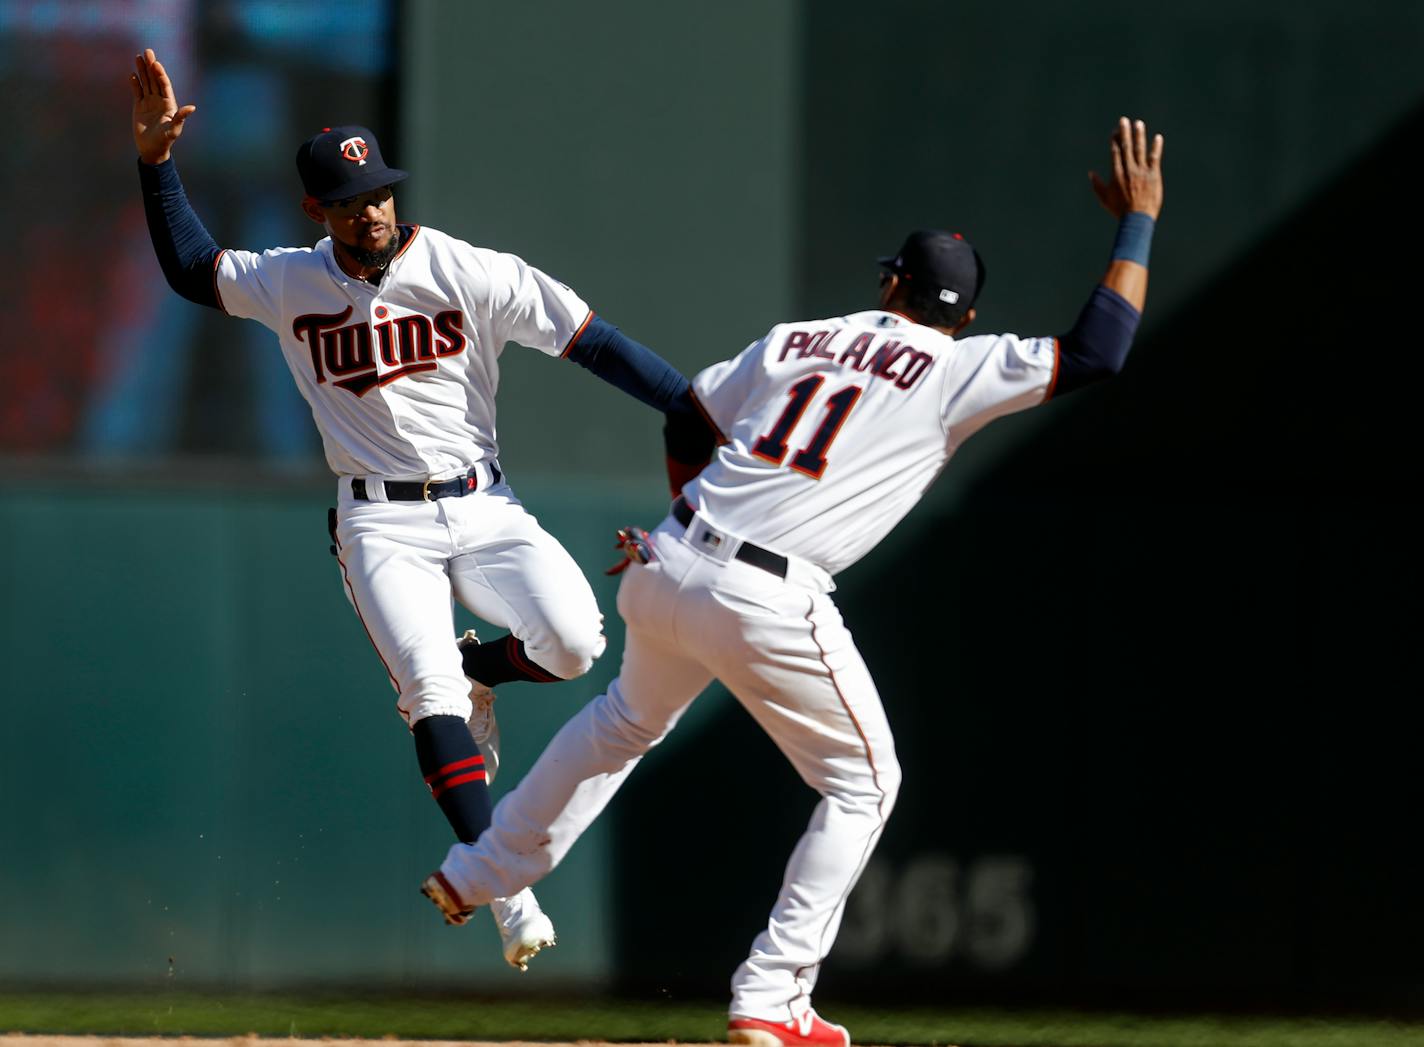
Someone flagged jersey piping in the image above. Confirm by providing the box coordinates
[212,248,229,314]
[392,224,421,264]
[1043,336,1062,402]
[559,309,596,359]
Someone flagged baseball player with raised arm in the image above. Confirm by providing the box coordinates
[129,48,696,971]
[421,117,1165,1038]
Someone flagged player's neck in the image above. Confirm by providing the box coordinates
[333,228,402,283]
[884,306,964,338]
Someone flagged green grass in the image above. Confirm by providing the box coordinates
[0,992,1421,1047]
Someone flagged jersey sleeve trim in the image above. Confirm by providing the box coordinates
[1043,336,1062,403]
[689,388,729,445]
[558,308,595,359]
[211,249,229,315]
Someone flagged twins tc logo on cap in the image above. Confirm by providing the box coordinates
[296,124,409,204]
[339,136,369,166]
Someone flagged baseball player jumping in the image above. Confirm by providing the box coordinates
[129,48,698,971]
[421,119,1165,1039]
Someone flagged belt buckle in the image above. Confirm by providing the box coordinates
[421,477,436,502]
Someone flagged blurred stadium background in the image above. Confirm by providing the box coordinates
[1,0,1421,1025]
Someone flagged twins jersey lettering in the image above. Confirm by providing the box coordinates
[215,226,590,480]
[685,310,1059,575]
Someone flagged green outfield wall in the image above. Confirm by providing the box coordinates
[0,479,666,988]
[399,0,803,488]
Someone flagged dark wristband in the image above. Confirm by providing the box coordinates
[1110,211,1155,266]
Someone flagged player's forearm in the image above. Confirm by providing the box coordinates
[1100,211,1154,312]
[137,157,221,308]
[1101,258,1147,311]
[564,316,690,412]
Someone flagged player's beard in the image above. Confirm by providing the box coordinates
[346,226,401,270]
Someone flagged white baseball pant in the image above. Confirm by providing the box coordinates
[438,508,901,1021]
[332,478,606,726]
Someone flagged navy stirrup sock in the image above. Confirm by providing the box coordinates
[462,635,562,685]
[412,714,491,843]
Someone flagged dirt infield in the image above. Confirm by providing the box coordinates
[0,1039,720,1047]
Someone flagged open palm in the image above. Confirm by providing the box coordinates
[1088,116,1164,220]
[130,48,195,164]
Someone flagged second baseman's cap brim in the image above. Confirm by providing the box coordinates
[313,167,409,204]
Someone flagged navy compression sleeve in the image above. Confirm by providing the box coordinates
[662,388,718,494]
[1054,285,1141,396]
[564,315,691,413]
[137,157,221,308]
[663,388,717,465]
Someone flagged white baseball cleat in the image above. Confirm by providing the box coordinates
[489,887,557,971]
[421,874,556,971]
[456,628,500,783]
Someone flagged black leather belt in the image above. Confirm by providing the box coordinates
[672,496,787,579]
[353,463,501,502]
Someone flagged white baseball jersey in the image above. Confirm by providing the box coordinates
[214,226,591,479]
[684,309,1060,574]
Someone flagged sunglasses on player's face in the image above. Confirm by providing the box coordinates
[324,185,394,216]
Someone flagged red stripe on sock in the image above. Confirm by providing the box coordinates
[439,754,484,776]
[424,753,485,785]
[506,634,560,683]
[443,770,487,788]
[430,770,487,798]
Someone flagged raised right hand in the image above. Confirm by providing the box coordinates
[1089,116,1164,220]
[130,48,196,165]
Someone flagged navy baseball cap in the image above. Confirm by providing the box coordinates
[295,124,408,204]
[878,230,986,313]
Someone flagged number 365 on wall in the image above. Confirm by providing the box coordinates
[834,854,1036,970]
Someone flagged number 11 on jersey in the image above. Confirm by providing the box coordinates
[752,376,864,480]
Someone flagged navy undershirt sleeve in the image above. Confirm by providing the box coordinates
[663,388,717,466]
[137,157,222,309]
[1054,285,1141,396]
[564,315,692,413]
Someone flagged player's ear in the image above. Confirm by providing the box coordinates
[878,273,899,308]
[952,307,977,334]
[300,195,327,225]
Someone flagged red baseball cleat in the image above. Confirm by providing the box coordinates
[728,1011,851,1047]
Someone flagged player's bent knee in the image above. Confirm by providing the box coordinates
[539,626,607,680]
[598,686,677,751]
[878,758,903,815]
[835,753,902,816]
